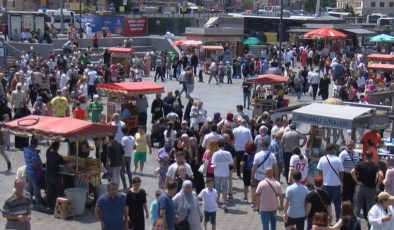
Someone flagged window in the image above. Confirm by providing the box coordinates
[390,2,394,7]
[380,2,385,7]
[371,2,376,7]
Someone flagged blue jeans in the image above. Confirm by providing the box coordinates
[260,211,277,230]
[27,174,42,206]
[323,185,341,220]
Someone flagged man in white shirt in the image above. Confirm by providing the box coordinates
[165,151,194,187]
[233,119,252,178]
[59,70,68,90]
[308,68,320,100]
[87,65,98,101]
[10,83,28,113]
[111,113,125,143]
[252,135,278,186]
[211,139,234,212]
[121,128,135,188]
[317,144,344,221]
[338,139,359,204]
[201,124,221,149]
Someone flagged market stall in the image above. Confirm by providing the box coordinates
[2,115,116,207]
[107,47,134,77]
[367,53,394,63]
[96,82,164,130]
[292,102,390,180]
[367,63,394,83]
[200,45,224,73]
[247,74,289,117]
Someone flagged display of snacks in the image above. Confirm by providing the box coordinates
[63,156,99,173]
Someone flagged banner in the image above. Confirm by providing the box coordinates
[81,15,102,32]
[123,17,148,36]
[102,16,124,34]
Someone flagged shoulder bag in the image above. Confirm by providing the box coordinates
[325,156,341,181]
[265,179,279,197]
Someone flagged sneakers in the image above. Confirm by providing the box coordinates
[227,194,233,200]
[7,161,11,171]
[242,197,249,203]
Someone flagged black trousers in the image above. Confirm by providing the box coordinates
[311,83,319,100]
[342,172,356,204]
[235,151,244,177]
[283,151,292,184]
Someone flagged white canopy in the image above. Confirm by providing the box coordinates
[292,103,373,129]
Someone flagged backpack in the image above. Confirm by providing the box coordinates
[245,153,254,171]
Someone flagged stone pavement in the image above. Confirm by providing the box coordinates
[0,71,368,230]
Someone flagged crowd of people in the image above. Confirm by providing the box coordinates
[0,35,393,230]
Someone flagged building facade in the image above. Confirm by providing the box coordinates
[336,0,394,16]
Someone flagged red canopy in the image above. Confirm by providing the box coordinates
[107,47,134,54]
[368,63,394,71]
[96,82,164,95]
[2,115,116,140]
[367,54,394,62]
[303,27,348,39]
[201,45,224,51]
[246,74,289,84]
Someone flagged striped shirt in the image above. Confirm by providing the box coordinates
[339,149,360,173]
[2,191,32,216]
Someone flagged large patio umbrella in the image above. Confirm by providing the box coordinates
[369,34,394,43]
[246,74,288,84]
[303,27,348,39]
[243,37,261,45]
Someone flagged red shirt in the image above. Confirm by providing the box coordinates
[73,107,86,120]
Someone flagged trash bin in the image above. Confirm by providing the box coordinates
[65,187,88,215]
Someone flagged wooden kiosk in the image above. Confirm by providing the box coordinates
[96,82,164,130]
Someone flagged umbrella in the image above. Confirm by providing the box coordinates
[369,34,394,43]
[243,37,261,45]
[246,74,288,85]
[181,40,203,47]
[303,27,348,39]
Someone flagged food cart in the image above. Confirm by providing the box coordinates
[367,63,394,83]
[200,45,224,73]
[292,102,390,182]
[96,82,164,131]
[2,115,117,206]
[108,47,134,74]
[246,74,289,117]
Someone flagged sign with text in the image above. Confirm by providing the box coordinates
[123,17,148,36]
[293,113,352,130]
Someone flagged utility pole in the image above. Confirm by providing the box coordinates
[278,0,283,67]
[60,0,65,34]
[315,0,321,16]
[79,0,83,38]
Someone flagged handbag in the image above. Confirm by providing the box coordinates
[174,209,190,230]
[198,160,208,174]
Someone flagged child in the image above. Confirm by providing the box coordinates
[149,190,162,225]
[198,177,218,230]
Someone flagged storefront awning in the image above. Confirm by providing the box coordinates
[292,103,373,129]
[342,28,375,35]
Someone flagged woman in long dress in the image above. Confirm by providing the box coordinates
[144,53,151,77]
[173,180,202,230]
[126,176,149,230]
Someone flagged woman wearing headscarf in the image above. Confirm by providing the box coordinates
[173,180,202,230]
[254,125,269,153]
[157,140,172,189]
[14,101,31,149]
[217,112,236,134]
[213,112,221,125]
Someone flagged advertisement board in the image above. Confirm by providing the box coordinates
[102,16,124,34]
[123,17,148,36]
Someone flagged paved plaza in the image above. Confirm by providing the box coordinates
[0,72,368,230]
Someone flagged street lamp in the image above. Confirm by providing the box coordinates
[79,0,83,38]
[278,0,283,66]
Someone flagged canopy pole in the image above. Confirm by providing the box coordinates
[76,141,79,174]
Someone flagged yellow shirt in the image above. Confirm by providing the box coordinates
[134,132,147,152]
